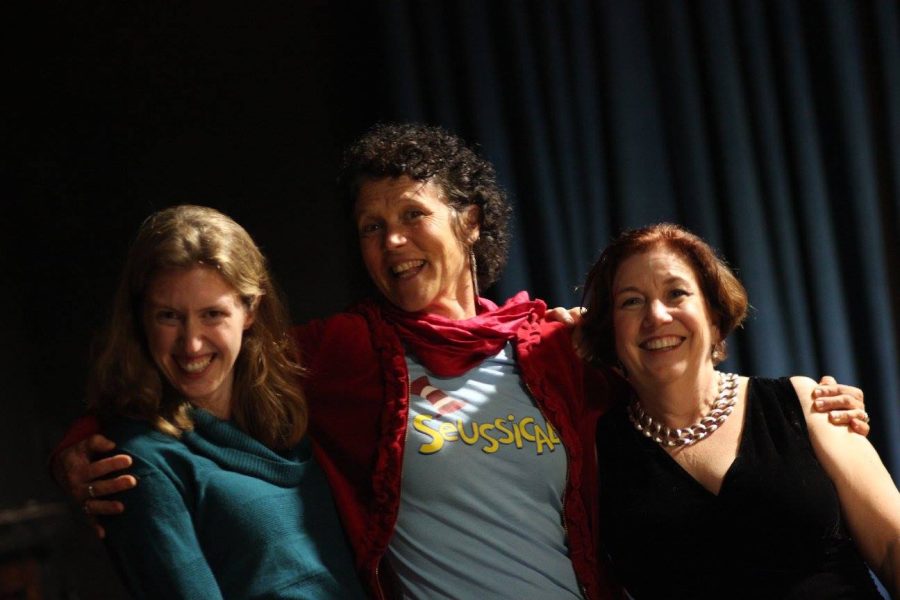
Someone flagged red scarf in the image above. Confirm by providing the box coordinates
[382,291,546,377]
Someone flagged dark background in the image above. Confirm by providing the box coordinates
[4,2,898,598]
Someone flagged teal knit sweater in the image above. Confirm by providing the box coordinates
[101,409,365,599]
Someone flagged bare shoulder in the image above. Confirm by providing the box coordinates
[788,375,819,412]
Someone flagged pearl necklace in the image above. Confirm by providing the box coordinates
[627,371,739,447]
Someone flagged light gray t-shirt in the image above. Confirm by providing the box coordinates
[386,343,583,599]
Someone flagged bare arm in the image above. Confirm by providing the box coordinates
[791,376,900,596]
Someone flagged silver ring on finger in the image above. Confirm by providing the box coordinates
[87,484,96,498]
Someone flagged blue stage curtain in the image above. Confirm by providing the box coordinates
[371,0,900,480]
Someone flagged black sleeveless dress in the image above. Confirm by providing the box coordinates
[596,377,881,599]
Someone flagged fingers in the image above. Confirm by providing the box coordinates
[850,418,871,437]
[812,376,864,411]
[85,434,117,454]
[92,521,107,540]
[56,438,133,502]
[547,307,576,326]
[82,499,126,517]
[57,435,113,495]
[85,454,133,482]
[827,408,869,425]
[546,306,585,327]
[85,474,138,500]
[813,391,864,412]
[817,375,837,386]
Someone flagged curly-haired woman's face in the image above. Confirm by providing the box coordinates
[355,176,479,320]
[143,266,254,417]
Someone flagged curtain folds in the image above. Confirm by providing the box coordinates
[373,0,900,479]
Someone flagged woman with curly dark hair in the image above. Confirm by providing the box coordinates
[53,125,869,600]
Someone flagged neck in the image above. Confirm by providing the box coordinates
[428,297,478,320]
[190,381,233,421]
[421,275,479,320]
[631,367,718,428]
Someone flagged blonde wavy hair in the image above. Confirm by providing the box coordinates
[87,205,307,450]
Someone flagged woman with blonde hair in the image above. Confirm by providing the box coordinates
[86,205,363,599]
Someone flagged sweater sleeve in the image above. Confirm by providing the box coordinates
[102,467,223,600]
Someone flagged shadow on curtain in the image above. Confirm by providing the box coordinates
[370,0,900,480]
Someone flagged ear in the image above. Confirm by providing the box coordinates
[462,205,481,244]
[243,296,260,330]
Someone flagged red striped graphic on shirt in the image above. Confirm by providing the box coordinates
[410,376,466,415]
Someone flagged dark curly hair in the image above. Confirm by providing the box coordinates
[338,123,512,291]
[579,223,749,368]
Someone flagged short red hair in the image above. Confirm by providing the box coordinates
[579,223,749,367]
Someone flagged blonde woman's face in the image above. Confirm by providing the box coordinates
[142,266,253,415]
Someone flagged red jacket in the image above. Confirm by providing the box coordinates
[296,298,619,599]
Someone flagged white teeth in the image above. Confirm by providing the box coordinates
[642,336,682,350]
[391,260,425,275]
[180,355,213,373]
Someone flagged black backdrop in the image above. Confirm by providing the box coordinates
[4,2,898,597]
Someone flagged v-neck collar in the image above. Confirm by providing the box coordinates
[641,378,753,498]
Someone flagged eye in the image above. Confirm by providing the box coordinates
[404,209,425,221]
[619,296,643,309]
[155,310,180,324]
[669,288,691,300]
[358,221,382,236]
[203,309,229,322]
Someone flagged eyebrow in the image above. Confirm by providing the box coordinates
[354,195,428,219]
[614,276,692,295]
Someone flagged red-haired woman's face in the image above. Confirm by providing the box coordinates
[611,247,719,388]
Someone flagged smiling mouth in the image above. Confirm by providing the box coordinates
[640,336,684,351]
[391,260,426,279]
[178,354,214,374]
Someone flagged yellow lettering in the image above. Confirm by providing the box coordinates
[494,417,514,443]
[439,422,458,441]
[458,421,479,445]
[416,413,561,456]
[548,423,561,445]
[519,417,536,443]
[479,423,499,453]
[414,414,443,454]
[513,417,532,448]
[533,422,554,454]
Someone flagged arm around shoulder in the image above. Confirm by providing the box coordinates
[790,376,900,597]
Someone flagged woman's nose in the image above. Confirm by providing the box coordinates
[385,225,407,248]
[644,299,673,326]
[180,320,204,353]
